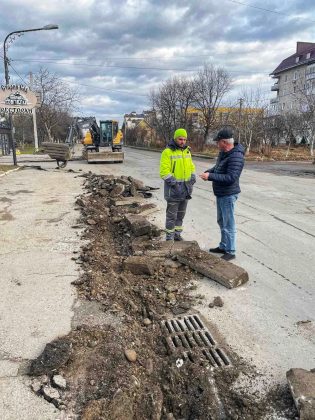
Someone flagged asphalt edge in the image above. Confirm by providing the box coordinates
[0,167,21,178]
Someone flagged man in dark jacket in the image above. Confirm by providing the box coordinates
[199,128,245,261]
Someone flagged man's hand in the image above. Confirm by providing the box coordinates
[199,173,209,181]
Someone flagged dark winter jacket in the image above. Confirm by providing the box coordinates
[205,143,245,197]
[160,139,196,201]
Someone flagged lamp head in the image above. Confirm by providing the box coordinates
[43,24,59,30]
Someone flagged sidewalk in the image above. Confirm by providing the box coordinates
[0,166,82,419]
[0,153,53,164]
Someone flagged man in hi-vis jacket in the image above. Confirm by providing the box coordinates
[160,128,196,241]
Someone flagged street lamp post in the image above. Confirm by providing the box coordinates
[3,24,59,164]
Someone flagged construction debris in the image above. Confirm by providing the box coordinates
[287,368,315,419]
[175,246,249,289]
[26,172,296,419]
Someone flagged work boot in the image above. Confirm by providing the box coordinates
[221,253,236,261]
[174,233,184,241]
[166,233,174,241]
[209,246,226,254]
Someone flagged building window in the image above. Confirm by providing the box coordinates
[295,56,300,63]
[282,103,285,110]
[309,65,315,75]
[293,86,296,93]
[294,71,298,80]
[306,52,311,59]
[284,74,288,82]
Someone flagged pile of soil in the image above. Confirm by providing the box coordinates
[28,173,297,419]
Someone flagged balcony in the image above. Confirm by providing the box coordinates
[271,83,279,91]
[306,72,315,81]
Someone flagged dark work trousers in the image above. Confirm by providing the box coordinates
[165,200,188,239]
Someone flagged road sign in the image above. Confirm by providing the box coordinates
[0,84,38,114]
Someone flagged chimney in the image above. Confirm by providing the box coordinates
[296,42,315,54]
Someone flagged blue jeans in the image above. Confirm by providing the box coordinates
[216,194,238,255]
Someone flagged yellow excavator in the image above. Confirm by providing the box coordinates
[81,118,124,163]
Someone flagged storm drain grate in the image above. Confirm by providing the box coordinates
[160,314,231,368]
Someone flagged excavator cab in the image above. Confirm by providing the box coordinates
[99,120,122,151]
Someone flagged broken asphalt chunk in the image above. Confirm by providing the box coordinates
[174,247,248,289]
[28,338,72,376]
[287,368,315,420]
[123,255,158,275]
[125,214,153,237]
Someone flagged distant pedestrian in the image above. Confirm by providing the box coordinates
[199,128,245,261]
[160,128,196,241]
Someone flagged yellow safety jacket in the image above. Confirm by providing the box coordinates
[160,143,196,201]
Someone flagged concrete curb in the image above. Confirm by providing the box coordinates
[124,146,314,163]
[125,145,215,160]
[0,167,21,178]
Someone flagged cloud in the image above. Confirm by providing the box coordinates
[1,0,315,124]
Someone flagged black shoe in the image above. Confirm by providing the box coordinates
[174,235,183,241]
[209,247,226,254]
[221,253,235,261]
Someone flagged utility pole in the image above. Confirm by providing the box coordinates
[124,117,127,145]
[3,36,17,165]
[3,25,58,165]
[29,72,39,152]
[238,98,244,142]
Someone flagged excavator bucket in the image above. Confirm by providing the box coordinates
[86,150,124,163]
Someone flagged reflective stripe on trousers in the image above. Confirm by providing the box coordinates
[165,200,188,238]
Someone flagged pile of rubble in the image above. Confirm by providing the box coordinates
[26,172,299,420]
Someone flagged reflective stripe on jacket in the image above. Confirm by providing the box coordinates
[160,145,196,201]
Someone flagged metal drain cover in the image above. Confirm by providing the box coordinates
[160,314,231,368]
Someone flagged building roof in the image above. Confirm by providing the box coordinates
[271,42,315,75]
[124,112,144,118]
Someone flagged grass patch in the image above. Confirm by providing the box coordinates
[0,165,17,173]
[17,145,36,154]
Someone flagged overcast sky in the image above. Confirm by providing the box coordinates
[1,0,315,124]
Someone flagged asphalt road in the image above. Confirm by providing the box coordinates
[0,147,314,417]
[85,147,315,384]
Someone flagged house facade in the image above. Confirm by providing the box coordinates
[123,111,146,130]
[270,42,315,115]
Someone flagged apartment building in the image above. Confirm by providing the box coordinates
[270,42,315,115]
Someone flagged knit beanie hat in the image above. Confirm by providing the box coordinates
[174,128,187,139]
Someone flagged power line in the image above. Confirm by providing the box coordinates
[227,0,315,24]
[66,79,148,97]
[11,58,265,74]
[5,59,274,104]
[8,62,30,87]
[66,79,275,104]
[12,54,214,61]
[12,60,197,72]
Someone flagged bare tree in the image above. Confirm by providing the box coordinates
[235,87,267,155]
[192,64,232,144]
[33,68,79,142]
[150,76,195,144]
[297,88,315,158]
[12,114,34,147]
[278,112,303,158]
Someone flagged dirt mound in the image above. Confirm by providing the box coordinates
[27,172,297,419]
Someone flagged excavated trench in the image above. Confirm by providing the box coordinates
[27,172,297,419]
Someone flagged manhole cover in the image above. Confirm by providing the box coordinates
[160,314,231,368]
